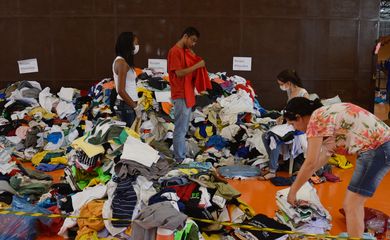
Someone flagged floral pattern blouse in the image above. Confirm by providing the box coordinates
[306,103,390,154]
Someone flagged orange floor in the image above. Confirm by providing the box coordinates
[229,156,390,235]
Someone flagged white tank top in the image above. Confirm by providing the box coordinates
[287,88,308,101]
[113,56,138,101]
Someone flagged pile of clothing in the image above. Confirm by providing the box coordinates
[0,67,320,239]
[275,182,332,235]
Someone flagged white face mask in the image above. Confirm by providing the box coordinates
[133,45,139,55]
[280,84,289,91]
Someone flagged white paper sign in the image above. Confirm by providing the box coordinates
[233,57,252,71]
[17,58,39,74]
[154,91,171,103]
[148,59,167,73]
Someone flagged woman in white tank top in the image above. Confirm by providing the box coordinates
[259,69,310,180]
[276,69,309,101]
[113,32,140,127]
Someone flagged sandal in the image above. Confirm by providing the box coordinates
[258,172,276,181]
[260,167,270,174]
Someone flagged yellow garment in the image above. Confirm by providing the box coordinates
[28,107,56,119]
[86,178,103,188]
[76,200,105,240]
[194,126,214,140]
[201,233,223,240]
[137,87,154,110]
[328,154,353,169]
[235,198,255,218]
[179,168,199,175]
[0,202,10,209]
[78,231,117,240]
[31,151,49,165]
[78,231,99,240]
[125,226,132,236]
[124,127,140,139]
[49,156,68,165]
[72,136,105,158]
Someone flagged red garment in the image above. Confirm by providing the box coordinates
[79,89,89,96]
[37,206,64,236]
[166,182,198,202]
[7,169,21,176]
[168,45,186,99]
[184,51,212,107]
[6,129,16,137]
[167,45,212,107]
[235,84,254,101]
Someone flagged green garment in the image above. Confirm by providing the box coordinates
[174,219,199,240]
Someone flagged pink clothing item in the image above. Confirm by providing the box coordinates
[212,78,225,84]
[15,126,30,140]
[306,103,390,155]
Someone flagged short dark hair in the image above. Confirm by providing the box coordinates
[182,27,200,38]
[115,32,135,67]
[277,69,303,87]
[283,97,323,121]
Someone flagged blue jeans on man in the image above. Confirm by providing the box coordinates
[173,99,192,162]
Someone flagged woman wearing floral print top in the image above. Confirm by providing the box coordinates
[282,97,390,238]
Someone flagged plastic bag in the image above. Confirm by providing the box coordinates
[0,196,52,240]
[321,95,342,106]
[340,207,389,236]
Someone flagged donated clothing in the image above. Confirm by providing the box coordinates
[131,201,187,240]
[166,182,198,202]
[113,56,138,102]
[58,87,75,102]
[112,177,137,228]
[71,184,107,212]
[218,165,261,178]
[85,119,126,145]
[76,200,105,240]
[36,163,66,172]
[242,214,291,240]
[56,100,76,119]
[276,182,332,224]
[269,124,295,139]
[306,103,390,155]
[121,135,160,167]
[115,157,171,181]
[217,90,255,125]
[72,136,105,158]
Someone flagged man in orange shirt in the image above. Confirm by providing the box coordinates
[168,27,205,162]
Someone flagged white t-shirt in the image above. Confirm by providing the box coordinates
[113,56,138,101]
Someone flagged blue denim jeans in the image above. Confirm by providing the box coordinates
[262,132,282,173]
[348,141,390,197]
[173,99,192,161]
[115,99,136,127]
